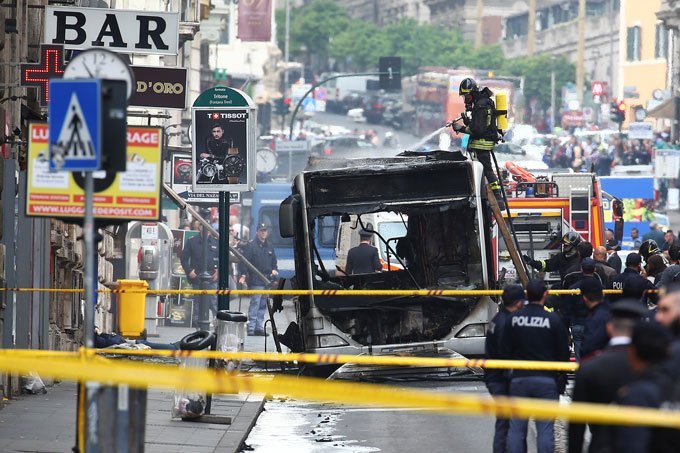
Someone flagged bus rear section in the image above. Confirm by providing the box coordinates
[278,154,498,362]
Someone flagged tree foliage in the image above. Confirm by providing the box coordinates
[275,0,577,107]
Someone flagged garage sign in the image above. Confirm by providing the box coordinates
[44,6,179,55]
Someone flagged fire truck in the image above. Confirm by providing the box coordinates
[497,162,624,285]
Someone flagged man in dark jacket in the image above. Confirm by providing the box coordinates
[504,279,570,453]
[239,223,278,335]
[563,259,603,361]
[567,299,647,453]
[525,232,582,282]
[606,239,623,274]
[593,245,616,287]
[579,278,610,359]
[485,284,525,453]
[614,321,672,453]
[610,252,657,305]
[345,230,381,275]
[180,222,219,323]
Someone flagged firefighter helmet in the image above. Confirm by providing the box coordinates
[459,78,479,96]
[639,239,661,261]
[562,231,582,254]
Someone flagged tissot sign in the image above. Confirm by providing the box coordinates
[44,6,179,55]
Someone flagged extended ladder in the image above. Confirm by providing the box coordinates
[486,186,529,286]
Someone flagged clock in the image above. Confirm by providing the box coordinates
[64,49,135,99]
[256,148,277,173]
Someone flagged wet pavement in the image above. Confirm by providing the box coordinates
[244,380,497,453]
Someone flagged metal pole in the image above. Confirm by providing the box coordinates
[550,62,556,133]
[198,218,211,332]
[288,72,392,139]
[83,172,99,451]
[218,191,230,311]
[474,0,483,49]
[284,0,290,89]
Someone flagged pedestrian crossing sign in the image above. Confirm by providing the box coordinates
[48,79,101,171]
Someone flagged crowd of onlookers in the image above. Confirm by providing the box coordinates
[541,132,677,176]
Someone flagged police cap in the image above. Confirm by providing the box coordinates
[257,223,269,231]
[625,252,642,266]
[610,299,649,320]
[358,229,373,238]
[581,258,596,273]
[580,277,603,300]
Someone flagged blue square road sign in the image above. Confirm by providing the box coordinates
[48,79,101,171]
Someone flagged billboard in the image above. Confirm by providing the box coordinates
[171,153,240,205]
[26,123,162,222]
[191,86,257,193]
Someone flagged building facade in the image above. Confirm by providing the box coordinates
[619,0,669,121]
[502,0,621,98]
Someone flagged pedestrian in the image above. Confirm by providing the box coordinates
[606,239,622,273]
[567,300,648,453]
[524,232,582,282]
[630,227,642,250]
[661,229,679,252]
[345,229,382,275]
[642,222,665,246]
[610,252,657,305]
[646,254,667,285]
[239,223,279,336]
[656,244,680,289]
[485,284,525,453]
[180,220,219,325]
[579,278,610,360]
[654,286,680,374]
[593,245,616,287]
[504,279,570,453]
[613,321,672,453]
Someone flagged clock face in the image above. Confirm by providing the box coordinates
[64,49,135,99]
[256,149,277,173]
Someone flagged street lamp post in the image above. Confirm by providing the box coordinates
[550,56,556,133]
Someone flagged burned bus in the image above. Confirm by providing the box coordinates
[278,152,498,360]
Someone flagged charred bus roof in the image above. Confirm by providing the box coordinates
[298,151,478,214]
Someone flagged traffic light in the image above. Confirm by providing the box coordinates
[274,98,289,116]
[610,100,626,124]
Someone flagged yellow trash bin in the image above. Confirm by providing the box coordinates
[117,279,148,338]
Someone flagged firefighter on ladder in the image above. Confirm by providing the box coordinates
[451,78,506,210]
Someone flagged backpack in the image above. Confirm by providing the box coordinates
[469,93,499,141]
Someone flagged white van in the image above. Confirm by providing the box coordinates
[336,212,408,273]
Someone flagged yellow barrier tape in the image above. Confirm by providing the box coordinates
[0,348,579,372]
[0,353,676,428]
[0,287,652,296]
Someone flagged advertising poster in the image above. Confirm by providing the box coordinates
[601,176,658,250]
[191,109,249,191]
[26,123,162,222]
[171,153,239,205]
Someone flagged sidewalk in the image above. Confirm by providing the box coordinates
[0,298,296,453]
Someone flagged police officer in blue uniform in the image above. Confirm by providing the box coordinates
[485,284,526,453]
[504,279,570,453]
[610,252,657,305]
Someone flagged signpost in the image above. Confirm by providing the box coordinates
[48,79,102,171]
